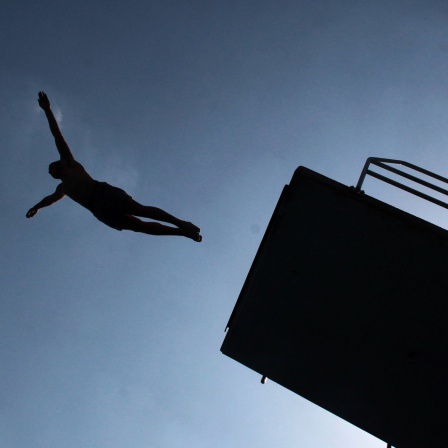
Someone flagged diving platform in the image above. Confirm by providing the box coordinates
[221,159,448,448]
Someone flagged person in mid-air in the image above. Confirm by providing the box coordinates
[26,92,202,242]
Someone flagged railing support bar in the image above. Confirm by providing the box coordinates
[367,170,448,210]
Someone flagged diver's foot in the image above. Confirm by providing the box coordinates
[181,221,200,234]
[186,231,202,242]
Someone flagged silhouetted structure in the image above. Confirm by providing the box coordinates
[222,160,448,448]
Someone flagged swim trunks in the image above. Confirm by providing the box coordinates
[89,181,132,231]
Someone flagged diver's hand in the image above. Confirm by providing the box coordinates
[26,206,38,218]
[38,91,51,111]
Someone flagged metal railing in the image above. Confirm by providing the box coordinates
[354,157,448,210]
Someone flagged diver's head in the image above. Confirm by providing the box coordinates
[48,161,62,179]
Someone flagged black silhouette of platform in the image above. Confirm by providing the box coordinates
[221,165,448,448]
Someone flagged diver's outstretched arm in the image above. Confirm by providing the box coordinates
[38,91,74,162]
[26,183,65,218]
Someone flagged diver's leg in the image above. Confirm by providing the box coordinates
[125,199,200,234]
[122,215,202,241]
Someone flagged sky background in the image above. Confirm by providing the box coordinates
[1,1,448,447]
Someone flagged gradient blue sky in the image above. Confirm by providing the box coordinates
[2,1,448,447]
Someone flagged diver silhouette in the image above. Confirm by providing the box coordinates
[26,92,202,242]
